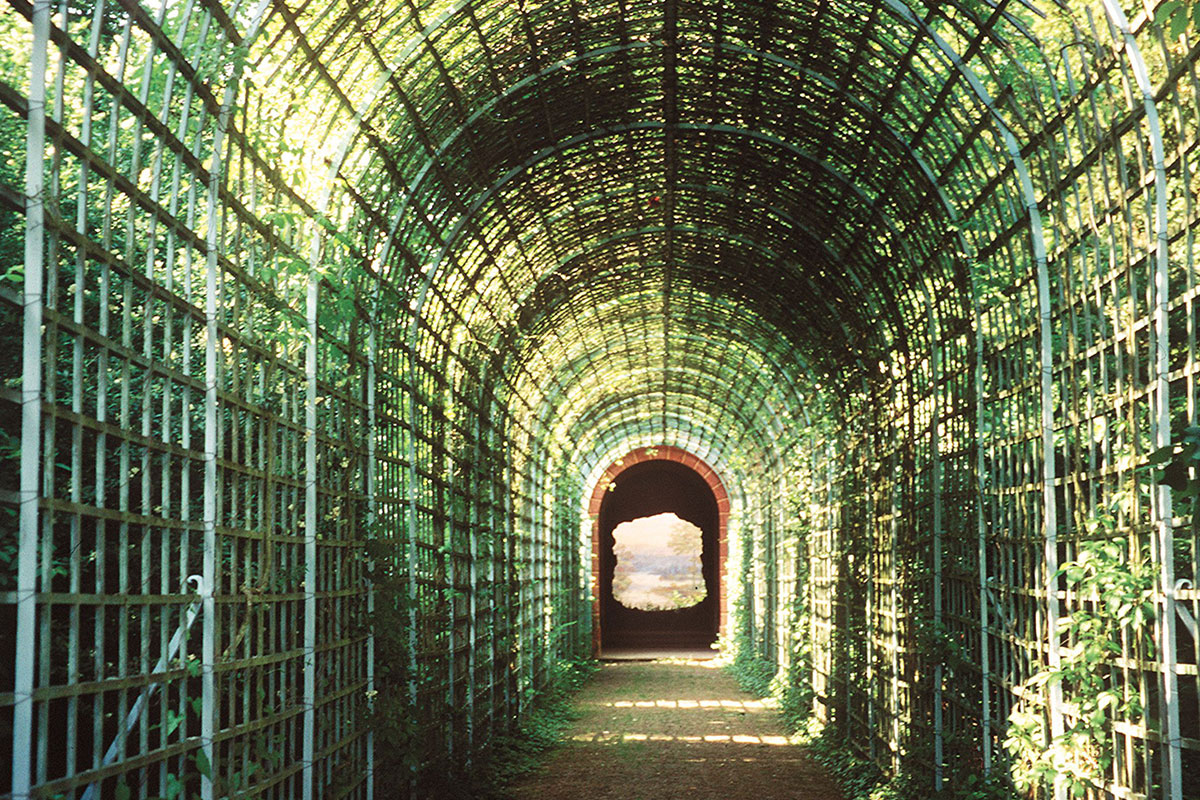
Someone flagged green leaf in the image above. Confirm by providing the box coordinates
[1154,0,1181,26]
[1147,445,1176,464]
[165,708,184,736]
[1159,460,1189,490]
[184,655,201,678]
[115,781,131,800]
[0,264,23,286]
[194,748,213,780]
[1172,9,1191,38]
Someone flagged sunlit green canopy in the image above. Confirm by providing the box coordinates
[4,0,1197,796]
[265,0,1024,479]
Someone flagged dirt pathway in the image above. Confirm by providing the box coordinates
[507,658,846,800]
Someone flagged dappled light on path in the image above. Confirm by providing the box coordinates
[508,660,844,800]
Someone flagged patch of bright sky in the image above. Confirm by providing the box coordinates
[613,512,700,557]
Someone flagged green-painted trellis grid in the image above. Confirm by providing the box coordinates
[2,0,1200,798]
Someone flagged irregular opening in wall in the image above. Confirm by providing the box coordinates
[612,513,707,612]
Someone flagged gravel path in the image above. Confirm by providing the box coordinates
[507,659,846,800]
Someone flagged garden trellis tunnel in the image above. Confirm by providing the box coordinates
[4,0,1200,797]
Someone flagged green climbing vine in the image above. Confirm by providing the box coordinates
[1156,1,1200,39]
[362,536,422,787]
[1000,419,1200,797]
[1003,528,1156,796]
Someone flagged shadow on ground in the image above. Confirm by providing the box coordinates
[506,659,845,800]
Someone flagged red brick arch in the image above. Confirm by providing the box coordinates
[587,446,730,655]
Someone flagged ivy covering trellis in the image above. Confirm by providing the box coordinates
[1,0,1200,798]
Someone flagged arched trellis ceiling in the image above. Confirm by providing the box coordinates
[541,376,798,463]
[515,327,813,435]
[8,0,1195,794]
[378,43,972,367]
[229,0,1081,479]
[488,289,822,406]
[459,284,825,482]
[573,414,772,505]
[559,401,796,484]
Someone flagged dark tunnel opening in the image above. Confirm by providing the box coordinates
[598,459,721,653]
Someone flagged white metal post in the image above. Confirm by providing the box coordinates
[930,301,944,791]
[1097,4,1181,796]
[201,185,218,800]
[304,274,319,800]
[200,177,220,800]
[889,446,900,773]
[1035,180,1064,800]
[366,294,378,800]
[201,64,245,800]
[13,2,50,797]
[405,352,421,791]
[974,289,992,773]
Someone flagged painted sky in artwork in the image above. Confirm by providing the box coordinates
[612,513,706,611]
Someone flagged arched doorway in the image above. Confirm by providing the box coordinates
[588,447,729,654]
